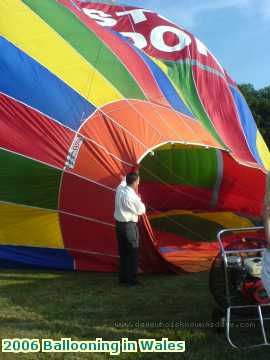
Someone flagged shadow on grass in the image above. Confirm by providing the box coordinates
[0,270,211,332]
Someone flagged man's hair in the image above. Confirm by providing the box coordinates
[126,172,139,186]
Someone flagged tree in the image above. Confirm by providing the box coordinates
[238,83,270,148]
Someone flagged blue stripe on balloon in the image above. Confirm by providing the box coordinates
[0,245,74,270]
[137,50,194,117]
[229,85,263,166]
[108,31,193,117]
[0,36,95,131]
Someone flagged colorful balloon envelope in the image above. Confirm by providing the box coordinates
[0,0,269,272]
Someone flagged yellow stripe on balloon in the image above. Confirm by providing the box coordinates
[149,55,191,110]
[149,210,192,220]
[149,210,253,229]
[197,212,253,229]
[256,131,270,171]
[0,0,122,107]
[0,202,63,248]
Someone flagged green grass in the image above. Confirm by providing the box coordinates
[0,269,269,359]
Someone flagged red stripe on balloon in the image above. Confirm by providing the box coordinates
[140,181,212,211]
[217,152,265,217]
[192,66,256,163]
[59,212,117,263]
[59,171,115,224]
[0,93,74,168]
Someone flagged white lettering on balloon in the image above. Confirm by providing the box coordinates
[120,32,147,49]
[82,9,117,26]
[150,25,192,53]
[195,38,208,56]
[82,6,221,69]
[116,9,153,24]
[116,8,174,24]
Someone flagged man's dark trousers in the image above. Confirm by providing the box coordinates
[115,221,139,285]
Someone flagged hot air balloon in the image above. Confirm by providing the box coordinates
[0,0,269,272]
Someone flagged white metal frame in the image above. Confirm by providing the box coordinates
[217,227,270,348]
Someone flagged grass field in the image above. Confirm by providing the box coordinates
[0,269,269,359]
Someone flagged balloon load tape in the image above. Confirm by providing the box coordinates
[65,136,84,169]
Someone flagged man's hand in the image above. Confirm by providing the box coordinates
[131,164,139,174]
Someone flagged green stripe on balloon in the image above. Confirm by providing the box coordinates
[0,150,62,209]
[151,214,225,242]
[22,0,146,101]
[164,60,227,148]
[140,147,219,188]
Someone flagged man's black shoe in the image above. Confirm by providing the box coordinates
[119,279,127,285]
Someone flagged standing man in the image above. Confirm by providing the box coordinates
[114,172,146,286]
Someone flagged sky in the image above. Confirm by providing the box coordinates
[123,0,270,89]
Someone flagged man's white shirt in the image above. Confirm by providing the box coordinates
[114,177,146,222]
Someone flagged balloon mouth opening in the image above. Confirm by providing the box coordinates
[138,142,223,272]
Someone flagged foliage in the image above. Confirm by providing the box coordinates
[238,83,270,148]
